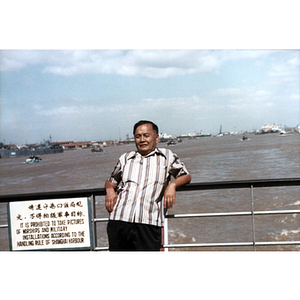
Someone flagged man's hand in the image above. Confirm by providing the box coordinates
[105,180,118,213]
[164,182,176,209]
[164,174,191,209]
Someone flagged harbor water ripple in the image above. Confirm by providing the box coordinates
[1,133,299,250]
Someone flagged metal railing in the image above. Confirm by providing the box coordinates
[1,177,300,251]
[164,178,300,250]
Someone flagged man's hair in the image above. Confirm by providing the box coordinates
[133,120,159,135]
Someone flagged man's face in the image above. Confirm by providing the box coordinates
[134,123,159,157]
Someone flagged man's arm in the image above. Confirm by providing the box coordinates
[164,174,191,209]
[105,180,118,213]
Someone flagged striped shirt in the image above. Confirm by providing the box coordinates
[107,147,189,227]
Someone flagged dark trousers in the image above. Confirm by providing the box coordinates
[107,220,162,251]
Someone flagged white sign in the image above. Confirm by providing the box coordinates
[8,197,92,251]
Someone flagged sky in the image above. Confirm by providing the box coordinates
[1,50,299,144]
[1,49,299,144]
[0,2,299,145]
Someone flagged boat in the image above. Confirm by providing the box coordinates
[25,156,42,163]
[167,140,177,146]
[91,146,103,152]
[279,130,287,136]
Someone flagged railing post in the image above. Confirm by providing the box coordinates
[90,194,97,250]
[163,208,169,252]
[250,185,256,251]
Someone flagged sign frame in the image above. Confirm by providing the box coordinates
[8,197,94,251]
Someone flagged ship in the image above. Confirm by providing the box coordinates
[0,141,64,158]
[261,124,281,134]
[159,133,173,143]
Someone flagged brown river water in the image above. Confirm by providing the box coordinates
[1,133,299,251]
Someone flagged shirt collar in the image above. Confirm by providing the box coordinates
[128,147,166,159]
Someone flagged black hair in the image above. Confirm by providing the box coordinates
[133,120,159,135]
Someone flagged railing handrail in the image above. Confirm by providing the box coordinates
[0,188,106,202]
[1,177,299,202]
[176,177,300,190]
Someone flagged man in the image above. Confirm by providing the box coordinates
[105,120,191,251]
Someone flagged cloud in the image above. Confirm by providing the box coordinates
[36,106,81,116]
[32,95,209,125]
[290,94,299,100]
[254,90,271,97]
[214,86,276,113]
[34,101,123,117]
[213,88,242,96]
[0,50,47,71]
[2,50,296,81]
[0,50,265,78]
[287,56,300,67]
[217,50,272,61]
[267,53,299,86]
[40,50,223,78]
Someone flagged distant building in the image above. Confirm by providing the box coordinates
[61,141,92,150]
[57,141,74,145]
